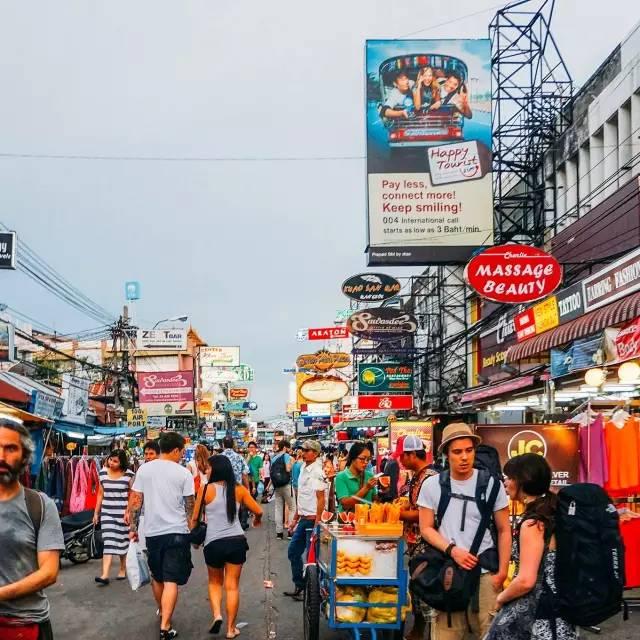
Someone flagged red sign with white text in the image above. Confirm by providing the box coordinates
[308,326,350,340]
[137,371,194,403]
[464,244,563,304]
[357,395,413,410]
[515,308,536,341]
[615,317,640,360]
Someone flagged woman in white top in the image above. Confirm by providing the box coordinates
[192,455,262,639]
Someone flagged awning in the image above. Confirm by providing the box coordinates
[94,425,146,436]
[507,291,640,363]
[52,421,95,439]
[460,375,536,404]
[338,417,390,429]
[0,401,53,425]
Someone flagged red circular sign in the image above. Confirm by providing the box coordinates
[464,244,563,304]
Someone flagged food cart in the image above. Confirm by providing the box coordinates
[303,506,409,640]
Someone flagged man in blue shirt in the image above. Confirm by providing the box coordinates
[270,440,294,539]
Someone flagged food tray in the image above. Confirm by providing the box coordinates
[355,523,403,536]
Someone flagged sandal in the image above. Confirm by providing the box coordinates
[209,618,223,634]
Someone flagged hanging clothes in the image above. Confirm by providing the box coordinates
[620,518,640,588]
[61,458,75,516]
[48,458,66,512]
[604,415,640,494]
[84,459,100,511]
[577,414,608,486]
[69,458,90,513]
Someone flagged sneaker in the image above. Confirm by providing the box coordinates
[276,533,284,540]
[160,629,178,639]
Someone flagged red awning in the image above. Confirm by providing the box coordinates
[507,290,640,362]
[460,375,536,404]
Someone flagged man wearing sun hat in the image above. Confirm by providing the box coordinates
[416,423,511,640]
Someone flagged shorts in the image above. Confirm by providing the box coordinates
[145,533,193,586]
[203,535,249,568]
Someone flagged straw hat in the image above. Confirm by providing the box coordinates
[437,423,481,456]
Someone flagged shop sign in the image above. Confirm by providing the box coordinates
[136,329,187,351]
[615,317,640,361]
[476,424,579,486]
[477,307,522,378]
[0,322,15,362]
[125,281,141,301]
[358,394,413,410]
[229,387,249,400]
[296,349,351,372]
[583,245,640,312]
[127,408,147,428]
[460,375,535,403]
[347,308,418,341]
[137,370,194,417]
[341,273,401,302]
[0,231,17,270]
[550,346,572,378]
[29,390,64,420]
[302,416,331,429]
[308,326,350,341]
[389,421,433,463]
[66,442,77,452]
[556,283,584,323]
[200,346,240,367]
[358,362,413,394]
[61,374,90,424]
[299,375,349,403]
[224,401,258,412]
[465,245,563,304]
[570,334,605,371]
[515,296,560,342]
[146,416,166,427]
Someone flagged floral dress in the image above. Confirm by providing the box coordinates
[485,517,577,640]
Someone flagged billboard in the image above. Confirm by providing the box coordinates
[200,346,240,367]
[136,329,187,351]
[137,370,195,416]
[61,374,90,424]
[389,421,433,463]
[366,40,493,265]
[358,362,413,394]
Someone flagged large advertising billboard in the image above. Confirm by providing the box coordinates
[366,40,493,265]
[137,371,195,417]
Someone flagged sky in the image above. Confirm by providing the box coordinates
[0,0,638,419]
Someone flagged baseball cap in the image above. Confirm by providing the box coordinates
[302,440,322,453]
[402,435,425,452]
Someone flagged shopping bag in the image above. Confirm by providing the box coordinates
[126,541,151,591]
[88,525,103,559]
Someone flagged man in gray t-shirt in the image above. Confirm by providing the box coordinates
[0,418,64,638]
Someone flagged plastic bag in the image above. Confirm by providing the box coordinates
[126,541,151,591]
[335,586,367,623]
[366,587,411,623]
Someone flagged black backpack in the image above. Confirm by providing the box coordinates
[409,469,500,623]
[473,444,502,480]
[553,483,627,627]
[270,454,291,488]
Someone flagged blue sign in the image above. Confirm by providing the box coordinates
[29,390,65,420]
[224,401,258,412]
[125,281,141,301]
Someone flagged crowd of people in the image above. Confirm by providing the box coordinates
[0,412,624,640]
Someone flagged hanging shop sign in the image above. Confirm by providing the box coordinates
[615,317,640,361]
[302,416,331,430]
[137,370,194,417]
[295,349,351,372]
[29,390,64,420]
[389,421,433,464]
[200,346,240,368]
[0,322,15,363]
[550,346,572,379]
[366,40,493,266]
[125,281,141,301]
[224,401,258,412]
[201,364,254,384]
[341,273,401,302]
[477,306,523,378]
[570,334,605,371]
[357,394,414,410]
[136,329,187,351]
[0,231,17,270]
[61,374,90,425]
[347,308,418,341]
[228,387,249,400]
[465,244,563,304]
[308,326,350,340]
[127,408,148,428]
[299,375,349,403]
[583,245,640,312]
[358,362,413,394]
[476,424,579,486]
[515,296,559,342]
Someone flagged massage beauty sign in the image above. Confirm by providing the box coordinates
[465,244,563,304]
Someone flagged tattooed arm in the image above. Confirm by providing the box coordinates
[184,495,195,528]
[128,490,143,541]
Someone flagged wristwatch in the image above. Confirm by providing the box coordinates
[445,542,456,557]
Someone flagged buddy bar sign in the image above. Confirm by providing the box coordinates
[465,244,562,304]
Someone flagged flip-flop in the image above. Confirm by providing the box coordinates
[116,576,127,581]
[209,618,223,634]
[94,577,110,586]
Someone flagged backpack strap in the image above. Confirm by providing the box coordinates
[436,469,452,526]
[24,487,45,544]
[469,471,500,556]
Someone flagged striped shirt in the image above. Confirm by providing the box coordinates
[99,468,134,555]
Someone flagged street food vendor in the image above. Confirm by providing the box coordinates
[334,442,378,512]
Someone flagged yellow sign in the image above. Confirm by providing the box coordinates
[389,421,434,461]
[533,296,559,334]
[127,408,148,428]
[66,442,77,451]
[296,372,313,409]
[146,428,160,440]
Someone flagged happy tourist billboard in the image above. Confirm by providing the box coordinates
[366,39,493,266]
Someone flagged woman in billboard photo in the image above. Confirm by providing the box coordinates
[412,65,440,112]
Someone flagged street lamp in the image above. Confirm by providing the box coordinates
[152,315,189,329]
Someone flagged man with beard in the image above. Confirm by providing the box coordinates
[0,415,64,639]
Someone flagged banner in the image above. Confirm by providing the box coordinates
[137,371,194,416]
[200,346,240,367]
[615,317,640,361]
[136,329,187,351]
[358,362,413,394]
[61,374,90,424]
[366,40,493,265]
[476,424,579,487]
[357,395,413,410]
[389,421,433,463]
[0,322,15,362]
[127,408,148,428]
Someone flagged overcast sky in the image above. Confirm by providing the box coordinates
[0,0,638,419]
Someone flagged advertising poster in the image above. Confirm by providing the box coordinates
[61,374,90,424]
[135,329,187,351]
[366,40,493,265]
[200,346,240,367]
[137,370,195,416]
[358,362,413,394]
[389,421,433,463]
[476,424,579,487]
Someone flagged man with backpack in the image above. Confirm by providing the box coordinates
[271,440,295,540]
[0,416,64,640]
[415,423,511,640]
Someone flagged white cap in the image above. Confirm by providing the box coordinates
[403,434,425,452]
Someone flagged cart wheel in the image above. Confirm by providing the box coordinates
[303,565,320,640]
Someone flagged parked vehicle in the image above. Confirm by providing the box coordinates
[60,509,95,564]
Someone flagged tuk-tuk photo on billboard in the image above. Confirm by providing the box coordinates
[366,39,493,266]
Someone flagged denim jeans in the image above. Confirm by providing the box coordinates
[287,518,315,589]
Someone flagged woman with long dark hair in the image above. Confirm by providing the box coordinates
[191,455,262,638]
[485,453,577,640]
[334,442,378,512]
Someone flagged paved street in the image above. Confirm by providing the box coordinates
[48,505,640,640]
